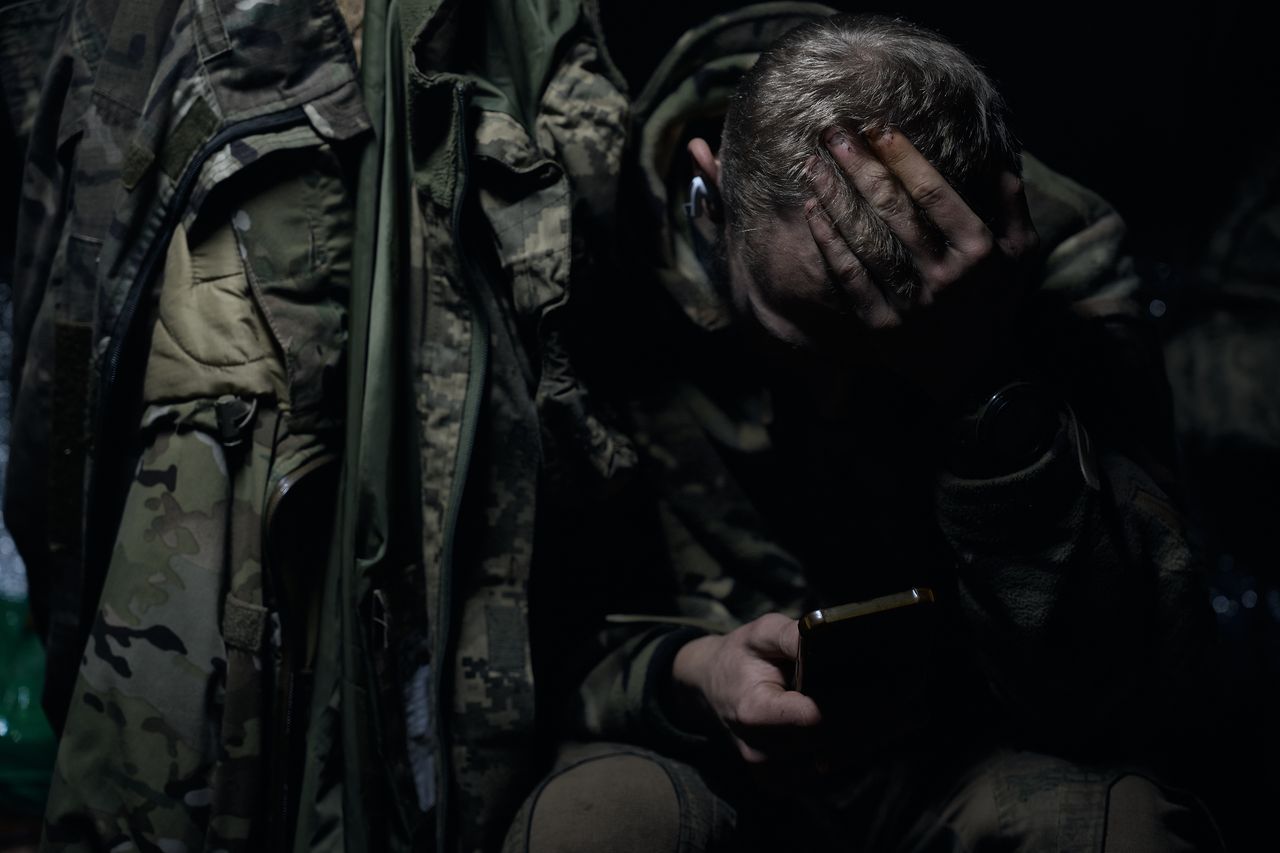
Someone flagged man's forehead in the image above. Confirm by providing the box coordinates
[748,207,824,274]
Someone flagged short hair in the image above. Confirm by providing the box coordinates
[719,14,1020,295]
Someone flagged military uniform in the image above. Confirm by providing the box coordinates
[505,5,1222,851]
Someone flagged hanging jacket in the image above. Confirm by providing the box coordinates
[4,0,369,733]
[1,0,367,849]
[292,1,641,851]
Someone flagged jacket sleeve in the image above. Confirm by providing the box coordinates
[934,156,1212,748]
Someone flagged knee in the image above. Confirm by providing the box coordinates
[1103,774,1222,853]
[505,748,728,853]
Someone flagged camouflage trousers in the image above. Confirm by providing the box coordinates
[502,742,1223,853]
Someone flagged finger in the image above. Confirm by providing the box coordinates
[730,674,822,729]
[865,128,993,260]
[809,161,910,298]
[734,725,821,767]
[749,683,823,729]
[735,738,770,765]
[824,129,940,268]
[805,200,901,331]
[743,613,799,659]
[991,169,1040,260]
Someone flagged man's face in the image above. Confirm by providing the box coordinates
[724,207,860,359]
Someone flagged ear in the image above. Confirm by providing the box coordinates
[688,138,721,188]
[687,138,724,223]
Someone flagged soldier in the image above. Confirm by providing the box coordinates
[505,11,1222,852]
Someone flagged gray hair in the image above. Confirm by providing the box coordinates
[719,14,1019,293]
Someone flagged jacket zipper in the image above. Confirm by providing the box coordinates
[434,81,490,853]
[264,450,337,851]
[87,105,311,573]
[100,106,309,405]
[85,104,311,846]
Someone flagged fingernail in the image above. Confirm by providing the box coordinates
[823,128,849,150]
[804,199,817,216]
[866,126,894,145]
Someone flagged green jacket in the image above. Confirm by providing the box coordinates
[301,1,638,850]
[1,0,375,849]
[3,0,368,730]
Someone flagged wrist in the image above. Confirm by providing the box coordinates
[668,634,722,733]
[672,634,720,694]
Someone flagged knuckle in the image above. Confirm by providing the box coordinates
[962,229,995,258]
[911,180,949,209]
[833,257,864,284]
[871,187,904,219]
[872,310,903,332]
[924,258,959,289]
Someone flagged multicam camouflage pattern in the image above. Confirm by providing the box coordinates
[44,399,278,852]
[5,2,361,834]
[5,0,368,735]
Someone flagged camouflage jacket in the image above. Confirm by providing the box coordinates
[558,3,1212,764]
[3,0,367,723]
[1,0,378,849]
[3,0,640,849]
[382,1,642,849]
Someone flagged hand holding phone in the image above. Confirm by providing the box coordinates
[794,587,941,744]
[672,613,822,764]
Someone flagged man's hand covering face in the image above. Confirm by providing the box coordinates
[797,128,1040,401]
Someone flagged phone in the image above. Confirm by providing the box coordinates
[794,587,940,730]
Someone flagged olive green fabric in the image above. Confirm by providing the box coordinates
[505,744,1221,853]
[37,139,355,851]
[5,0,369,740]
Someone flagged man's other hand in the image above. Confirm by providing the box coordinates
[672,613,822,764]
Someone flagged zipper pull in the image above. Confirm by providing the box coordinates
[214,395,258,448]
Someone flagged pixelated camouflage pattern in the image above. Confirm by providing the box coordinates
[4,0,368,737]
[394,0,659,848]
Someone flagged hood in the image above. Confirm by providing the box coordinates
[632,2,835,332]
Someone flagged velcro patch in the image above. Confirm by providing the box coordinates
[160,97,219,179]
[222,593,269,651]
